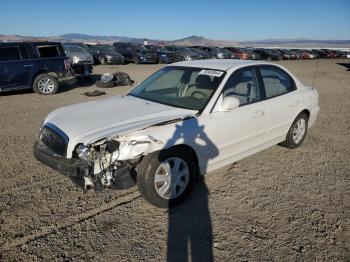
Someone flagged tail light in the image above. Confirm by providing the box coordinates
[64,58,71,70]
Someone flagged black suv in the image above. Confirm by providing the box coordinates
[113,42,157,64]
[191,46,229,59]
[0,42,72,95]
[164,46,200,61]
[88,44,124,65]
[187,48,210,59]
[144,45,177,63]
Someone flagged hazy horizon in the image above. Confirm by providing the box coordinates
[1,0,350,41]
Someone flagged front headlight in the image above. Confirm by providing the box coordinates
[217,53,224,58]
[186,55,192,60]
[105,55,112,59]
[72,56,80,64]
[75,144,92,161]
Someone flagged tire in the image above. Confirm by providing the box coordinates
[33,74,59,95]
[137,148,196,208]
[280,112,308,149]
[95,80,115,88]
[100,57,106,65]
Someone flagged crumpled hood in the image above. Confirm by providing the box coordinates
[44,95,196,156]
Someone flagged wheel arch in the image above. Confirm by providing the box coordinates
[32,70,58,86]
[167,144,201,180]
[299,109,310,119]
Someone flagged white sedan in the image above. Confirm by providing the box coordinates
[34,60,320,208]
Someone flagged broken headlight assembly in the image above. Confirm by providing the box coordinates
[74,143,108,161]
[75,144,93,161]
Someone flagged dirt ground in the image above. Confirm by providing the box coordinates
[0,59,349,261]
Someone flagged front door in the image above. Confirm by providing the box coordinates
[200,67,268,172]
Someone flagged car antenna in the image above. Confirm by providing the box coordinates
[312,57,320,89]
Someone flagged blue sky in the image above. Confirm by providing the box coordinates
[0,0,349,40]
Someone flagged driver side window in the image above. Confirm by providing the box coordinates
[222,68,261,106]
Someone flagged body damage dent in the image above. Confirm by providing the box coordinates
[88,115,193,162]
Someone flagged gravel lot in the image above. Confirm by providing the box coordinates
[0,59,349,261]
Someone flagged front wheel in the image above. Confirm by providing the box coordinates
[280,112,308,149]
[137,148,196,208]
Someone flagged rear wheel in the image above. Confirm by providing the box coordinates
[33,74,58,95]
[137,148,195,208]
[280,112,308,149]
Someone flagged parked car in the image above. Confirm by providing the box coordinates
[312,49,329,58]
[33,60,320,208]
[63,43,93,81]
[0,42,72,94]
[113,42,157,64]
[219,48,240,59]
[187,47,211,59]
[272,49,292,60]
[164,46,200,61]
[144,45,177,63]
[88,44,124,65]
[223,47,250,60]
[253,49,282,61]
[291,49,314,60]
[190,46,229,59]
[242,48,261,60]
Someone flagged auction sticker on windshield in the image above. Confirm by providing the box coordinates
[198,69,224,77]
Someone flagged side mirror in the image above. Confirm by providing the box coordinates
[219,96,240,112]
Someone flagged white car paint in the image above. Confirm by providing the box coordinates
[42,60,320,175]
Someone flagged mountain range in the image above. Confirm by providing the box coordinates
[0,34,349,48]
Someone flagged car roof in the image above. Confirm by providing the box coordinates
[171,59,274,71]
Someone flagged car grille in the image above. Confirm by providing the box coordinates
[41,125,68,156]
[107,56,124,64]
[78,59,93,65]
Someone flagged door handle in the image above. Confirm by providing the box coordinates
[24,64,33,68]
[253,110,264,118]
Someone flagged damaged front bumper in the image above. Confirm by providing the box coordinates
[33,141,90,177]
[33,141,136,190]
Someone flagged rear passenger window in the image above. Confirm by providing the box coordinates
[37,45,60,58]
[222,68,261,106]
[260,67,294,98]
[0,47,21,61]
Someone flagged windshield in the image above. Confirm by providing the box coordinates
[176,46,191,53]
[129,66,226,111]
[132,45,148,52]
[64,45,85,53]
[156,46,169,52]
[98,46,117,53]
[220,48,231,55]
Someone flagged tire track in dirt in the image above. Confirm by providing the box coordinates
[0,190,140,252]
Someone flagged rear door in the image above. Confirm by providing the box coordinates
[258,65,300,141]
[0,44,33,91]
